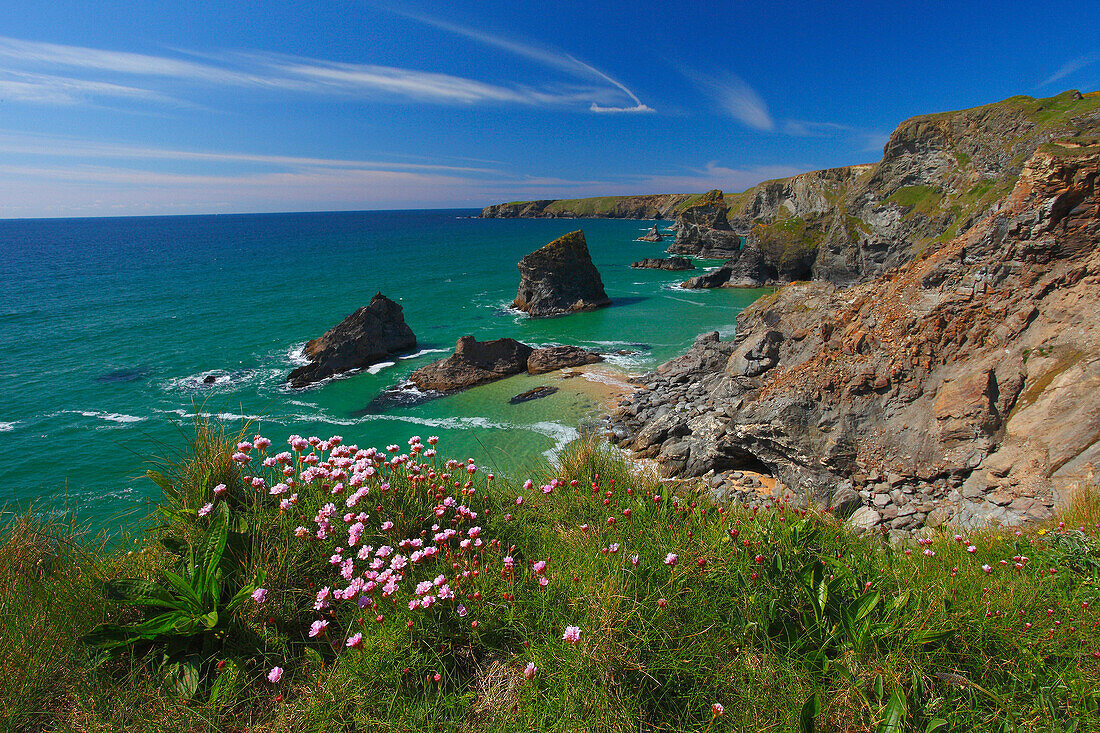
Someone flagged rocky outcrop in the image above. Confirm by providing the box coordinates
[410,336,533,392]
[681,266,734,289]
[410,337,603,392]
[669,91,1100,288]
[287,293,416,388]
[638,224,664,242]
[513,230,611,318]
[609,139,1100,537]
[631,256,694,271]
[667,190,743,258]
[527,345,603,374]
[481,194,695,219]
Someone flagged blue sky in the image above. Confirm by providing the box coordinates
[0,0,1096,217]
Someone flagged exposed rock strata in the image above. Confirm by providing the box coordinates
[410,337,602,393]
[610,140,1100,537]
[481,194,694,219]
[513,230,611,318]
[631,256,694,271]
[287,293,416,388]
[638,224,664,242]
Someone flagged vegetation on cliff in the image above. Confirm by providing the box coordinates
[3,421,1099,732]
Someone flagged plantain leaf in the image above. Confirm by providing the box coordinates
[878,689,908,733]
[106,579,177,609]
[798,692,821,733]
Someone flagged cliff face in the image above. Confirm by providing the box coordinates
[610,139,1100,535]
[481,193,698,219]
[673,91,1100,287]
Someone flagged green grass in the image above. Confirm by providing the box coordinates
[888,186,945,217]
[2,428,1099,732]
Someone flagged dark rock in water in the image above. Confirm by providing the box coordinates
[512,230,611,318]
[681,266,733,289]
[410,336,534,392]
[509,386,559,404]
[287,293,416,388]
[638,224,664,242]
[630,256,694,271]
[359,383,437,413]
[667,190,742,259]
[203,375,218,384]
[527,345,602,375]
[97,368,150,384]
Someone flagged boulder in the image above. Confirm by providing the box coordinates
[681,266,733,289]
[513,230,611,318]
[638,224,664,242]
[409,336,533,392]
[631,256,695,271]
[509,386,558,404]
[527,345,603,375]
[287,293,416,388]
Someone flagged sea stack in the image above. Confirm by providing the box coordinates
[638,223,663,242]
[287,293,416,388]
[409,336,534,392]
[512,230,611,318]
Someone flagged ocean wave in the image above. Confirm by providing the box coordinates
[286,344,311,366]
[157,408,269,423]
[366,361,396,375]
[399,348,449,360]
[529,421,580,461]
[166,369,258,391]
[0,421,15,432]
[73,410,146,424]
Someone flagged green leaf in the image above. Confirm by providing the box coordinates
[146,469,173,494]
[160,536,188,555]
[106,579,178,609]
[162,570,202,612]
[874,674,885,701]
[798,692,821,733]
[195,502,229,594]
[878,689,908,733]
[164,659,201,699]
[924,718,948,733]
[303,646,324,668]
[201,610,219,629]
[848,590,881,624]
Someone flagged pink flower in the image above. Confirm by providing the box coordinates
[251,588,267,604]
[524,662,537,680]
[198,503,213,517]
[982,564,993,573]
[516,496,524,506]
[712,703,724,717]
[213,483,227,496]
[309,620,328,637]
[664,553,678,566]
[267,667,283,683]
[532,560,547,575]
[562,625,581,644]
[346,633,363,648]
[523,479,533,490]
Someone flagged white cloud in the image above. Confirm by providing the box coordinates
[1041,54,1099,87]
[688,71,773,131]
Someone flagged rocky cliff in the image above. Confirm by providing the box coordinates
[513,230,611,318]
[673,90,1100,287]
[481,193,698,219]
[609,137,1100,536]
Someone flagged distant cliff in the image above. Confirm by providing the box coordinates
[480,193,700,220]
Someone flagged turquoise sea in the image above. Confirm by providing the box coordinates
[0,210,763,531]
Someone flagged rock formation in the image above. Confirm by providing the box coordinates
[287,293,416,388]
[527,345,603,374]
[681,266,734,289]
[631,256,694,271]
[410,337,603,393]
[513,230,611,318]
[481,194,695,219]
[667,190,743,259]
[609,137,1100,537]
[638,224,664,242]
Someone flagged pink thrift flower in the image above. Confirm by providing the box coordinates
[309,620,328,637]
[213,483,227,496]
[524,662,537,680]
[562,625,581,644]
[346,633,363,648]
[198,503,213,517]
[664,553,678,566]
[532,560,547,575]
[267,667,283,683]
[251,588,267,604]
[712,703,724,717]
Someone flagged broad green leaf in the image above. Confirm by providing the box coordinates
[162,570,202,612]
[878,689,907,733]
[798,692,821,733]
[106,579,177,609]
[165,659,201,699]
[195,502,229,593]
[874,674,885,701]
[848,590,881,624]
[924,718,949,733]
[146,469,173,493]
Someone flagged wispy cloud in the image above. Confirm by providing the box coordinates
[1041,53,1100,87]
[391,9,654,113]
[0,33,650,112]
[687,70,773,130]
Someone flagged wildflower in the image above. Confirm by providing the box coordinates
[346,633,363,648]
[294,526,308,538]
[562,626,581,644]
[982,564,993,573]
[213,483,227,496]
[516,496,523,506]
[251,588,268,604]
[712,703,725,717]
[967,545,977,553]
[665,553,678,566]
[657,598,668,608]
[532,560,547,575]
[267,667,283,683]
[630,554,639,566]
[524,662,537,680]
[198,503,213,517]
[309,620,328,637]
[254,436,272,450]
